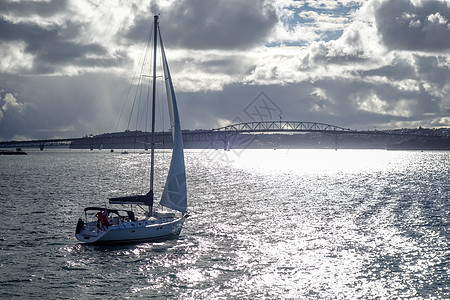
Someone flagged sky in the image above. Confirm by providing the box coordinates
[0,0,450,141]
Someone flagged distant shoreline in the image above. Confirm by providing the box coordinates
[69,128,450,151]
[1,127,449,151]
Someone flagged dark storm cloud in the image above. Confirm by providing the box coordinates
[359,59,417,81]
[359,53,450,99]
[275,79,438,128]
[0,16,126,74]
[127,0,278,50]
[414,55,450,88]
[375,0,450,51]
[0,0,68,17]
[176,81,392,130]
[0,72,130,140]
[0,16,59,42]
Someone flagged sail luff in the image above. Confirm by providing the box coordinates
[158,26,187,214]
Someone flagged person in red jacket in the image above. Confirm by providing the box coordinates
[96,210,109,229]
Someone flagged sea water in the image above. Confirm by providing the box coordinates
[0,149,448,299]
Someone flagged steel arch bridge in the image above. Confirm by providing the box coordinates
[213,121,351,133]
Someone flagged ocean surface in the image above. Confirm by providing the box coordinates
[0,148,448,299]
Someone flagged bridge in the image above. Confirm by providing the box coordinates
[213,121,351,133]
[0,137,82,148]
[0,121,445,150]
[0,121,353,147]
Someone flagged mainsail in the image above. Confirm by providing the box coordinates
[158,30,187,213]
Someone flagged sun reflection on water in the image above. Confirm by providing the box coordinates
[179,150,448,298]
[8,149,444,299]
[229,149,416,175]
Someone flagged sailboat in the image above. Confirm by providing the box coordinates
[75,16,188,244]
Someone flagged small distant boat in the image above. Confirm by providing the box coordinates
[75,16,188,244]
[0,148,27,155]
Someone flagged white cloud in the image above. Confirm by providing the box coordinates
[302,0,366,10]
[311,88,327,99]
[309,88,335,113]
[0,41,33,73]
[2,93,24,112]
[427,12,448,25]
[354,93,389,115]
[353,92,415,118]
[0,92,24,123]
[432,116,450,126]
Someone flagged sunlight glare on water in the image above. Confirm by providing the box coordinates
[187,149,449,298]
[230,149,415,174]
[0,149,448,299]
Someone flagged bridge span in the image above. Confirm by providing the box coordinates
[0,121,354,148]
[214,121,351,133]
[0,121,446,150]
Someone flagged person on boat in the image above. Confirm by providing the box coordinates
[96,210,110,229]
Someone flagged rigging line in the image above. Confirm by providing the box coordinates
[132,25,157,132]
[157,44,166,134]
[135,72,143,130]
[135,68,147,130]
[114,27,154,132]
[144,70,152,133]
[114,77,135,132]
[136,48,153,131]
[136,26,157,132]
[129,41,150,131]
[127,71,140,130]
[137,63,153,132]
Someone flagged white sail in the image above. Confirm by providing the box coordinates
[159,32,187,213]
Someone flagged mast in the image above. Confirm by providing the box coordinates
[148,15,159,213]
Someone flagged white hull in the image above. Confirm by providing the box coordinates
[76,216,185,244]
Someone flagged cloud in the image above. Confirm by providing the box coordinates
[0,3,130,75]
[0,0,68,18]
[127,0,278,50]
[243,0,450,129]
[0,91,24,124]
[0,0,449,141]
[0,72,132,140]
[0,41,33,73]
[1,92,24,112]
[375,0,450,51]
[303,0,366,10]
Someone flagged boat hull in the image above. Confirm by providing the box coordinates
[75,216,185,244]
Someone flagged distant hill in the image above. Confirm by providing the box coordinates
[69,128,450,151]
